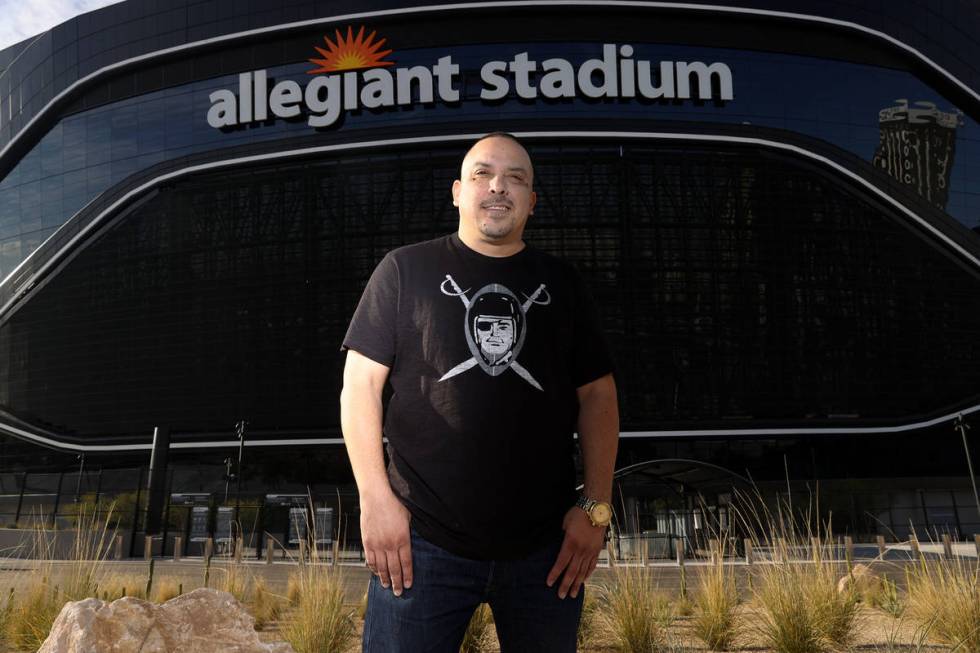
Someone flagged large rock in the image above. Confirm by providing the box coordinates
[837,562,883,596]
[39,587,295,653]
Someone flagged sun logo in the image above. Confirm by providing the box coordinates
[307,26,395,74]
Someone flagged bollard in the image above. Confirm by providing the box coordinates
[234,536,243,563]
[910,534,921,560]
[942,533,953,558]
[677,543,687,600]
[709,538,720,566]
[204,537,213,561]
[145,558,155,598]
[114,534,123,560]
[744,539,753,565]
[173,537,182,562]
[299,539,307,565]
[606,539,616,568]
[844,536,854,567]
[266,536,274,564]
[144,535,153,561]
[877,535,887,558]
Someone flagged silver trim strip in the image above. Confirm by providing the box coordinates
[1,1,978,166]
[0,130,977,452]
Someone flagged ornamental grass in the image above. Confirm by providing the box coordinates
[905,549,980,651]
[692,548,741,650]
[597,562,675,653]
[733,492,861,653]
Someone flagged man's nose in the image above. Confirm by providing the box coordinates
[488,175,508,194]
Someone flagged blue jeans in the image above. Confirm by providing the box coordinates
[362,525,584,652]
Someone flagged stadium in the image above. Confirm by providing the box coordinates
[0,0,978,557]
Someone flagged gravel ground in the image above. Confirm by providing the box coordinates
[258,601,951,652]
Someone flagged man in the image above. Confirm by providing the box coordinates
[340,133,619,652]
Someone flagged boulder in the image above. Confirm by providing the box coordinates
[39,587,295,653]
[837,562,883,596]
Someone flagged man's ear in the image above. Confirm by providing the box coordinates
[451,179,461,207]
[529,190,537,215]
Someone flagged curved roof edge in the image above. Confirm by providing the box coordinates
[2,0,980,173]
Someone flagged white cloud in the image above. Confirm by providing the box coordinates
[0,0,124,54]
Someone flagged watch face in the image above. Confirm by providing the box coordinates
[592,503,612,525]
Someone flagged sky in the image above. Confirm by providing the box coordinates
[0,0,122,53]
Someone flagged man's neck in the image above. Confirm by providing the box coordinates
[457,228,526,258]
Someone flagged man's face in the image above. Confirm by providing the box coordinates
[475,315,515,356]
[452,137,537,243]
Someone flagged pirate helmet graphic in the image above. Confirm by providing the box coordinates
[468,288,525,371]
[439,275,549,389]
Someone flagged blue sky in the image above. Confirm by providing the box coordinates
[0,0,121,52]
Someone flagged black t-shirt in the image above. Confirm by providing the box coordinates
[342,232,614,560]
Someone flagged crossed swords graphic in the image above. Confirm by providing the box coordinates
[438,275,550,390]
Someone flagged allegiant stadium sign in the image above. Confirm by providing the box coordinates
[207,26,734,130]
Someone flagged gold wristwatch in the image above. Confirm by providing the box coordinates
[575,496,613,527]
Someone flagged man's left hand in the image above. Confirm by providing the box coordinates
[546,506,606,599]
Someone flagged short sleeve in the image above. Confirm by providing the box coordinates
[569,265,615,387]
[341,252,400,366]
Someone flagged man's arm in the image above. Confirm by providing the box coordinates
[577,373,619,503]
[546,372,619,599]
[340,349,413,596]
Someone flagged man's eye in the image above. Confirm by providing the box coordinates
[474,170,488,176]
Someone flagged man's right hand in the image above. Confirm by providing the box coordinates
[360,490,413,596]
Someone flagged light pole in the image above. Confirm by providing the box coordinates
[74,453,85,503]
[223,457,234,504]
[234,420,248,537]
[955,415,980,519]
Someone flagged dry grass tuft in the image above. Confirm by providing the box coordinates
[577,586,601,649]
[357,586,369,620]
[5,578,62,651]
[459,603,495,652]
[250,577,285,630]
[728,489,862,653]
[750,542,861,653]
[279,564,356,653]
[596,563,674,653]
[99,572,148,600]
[906,553,980,651]
[151,577,181,603]
[214,562,250,602]
[674,595,694,618]
[286,573,302,606]
[692,557,740,650]
[3,505,118,648]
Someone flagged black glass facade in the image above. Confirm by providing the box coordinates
[4,141,977,440]
[0,0,979,551]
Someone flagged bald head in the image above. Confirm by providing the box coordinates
[459,133,534,185]
[452,133,538,253]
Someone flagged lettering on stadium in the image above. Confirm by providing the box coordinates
[207,27,734,130]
